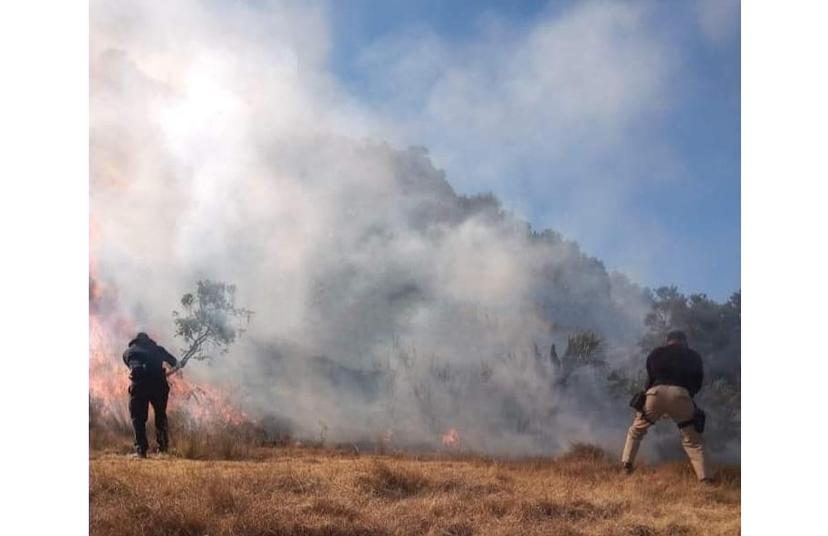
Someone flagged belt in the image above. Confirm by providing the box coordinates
[651,381,690,390]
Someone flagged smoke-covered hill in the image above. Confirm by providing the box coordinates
[93,123,653,455]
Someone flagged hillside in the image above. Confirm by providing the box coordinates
[90,445,740,536]
[90,140,739,461]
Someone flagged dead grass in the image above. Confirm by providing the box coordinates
[90,440,740,536]
[356,461,432,498]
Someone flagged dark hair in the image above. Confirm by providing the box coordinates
[666,330,688,344]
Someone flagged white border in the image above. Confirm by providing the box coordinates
[0,2,89,534]
[743,1,828,533]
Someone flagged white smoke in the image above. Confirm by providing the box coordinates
[91,0,677,458]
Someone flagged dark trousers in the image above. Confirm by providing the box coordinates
[128,380,170,454]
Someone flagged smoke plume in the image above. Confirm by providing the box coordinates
[91,0,679,458]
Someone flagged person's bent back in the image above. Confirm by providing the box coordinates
[123,333,177,382]
[645,338,703,396]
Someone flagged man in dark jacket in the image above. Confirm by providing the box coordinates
[122,332,178,458]
[621,330,711,481]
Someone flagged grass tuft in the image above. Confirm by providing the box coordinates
[356,461,431,499]
[520,498,623,522]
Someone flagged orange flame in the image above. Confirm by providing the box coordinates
[89,272,133,425]
[441,428,460,448]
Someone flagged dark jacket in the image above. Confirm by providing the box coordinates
[645,343,704,397]
[122,335,178,383]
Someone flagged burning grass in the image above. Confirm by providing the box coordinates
[90,440,740,536]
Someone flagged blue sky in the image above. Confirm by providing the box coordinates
[325,0,740,301]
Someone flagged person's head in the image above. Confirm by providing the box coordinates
[134,332,152,344]
[666,330,688,346]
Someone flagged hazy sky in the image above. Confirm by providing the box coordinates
[327,0,740,300]
[153,0,740,301]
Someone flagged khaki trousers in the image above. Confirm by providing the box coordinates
[621,385,710,480]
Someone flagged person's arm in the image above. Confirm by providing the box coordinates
[158,345,179,368]
[122,349,131,368]
[688,351,704,397]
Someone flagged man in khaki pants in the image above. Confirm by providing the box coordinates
[621,330,711,482]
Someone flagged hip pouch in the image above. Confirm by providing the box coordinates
[129,363,148,382]
[629,391,646,412]
[678,406,706,434]
[693,407,706,434]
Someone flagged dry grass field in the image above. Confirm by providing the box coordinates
[90,442,740,536]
